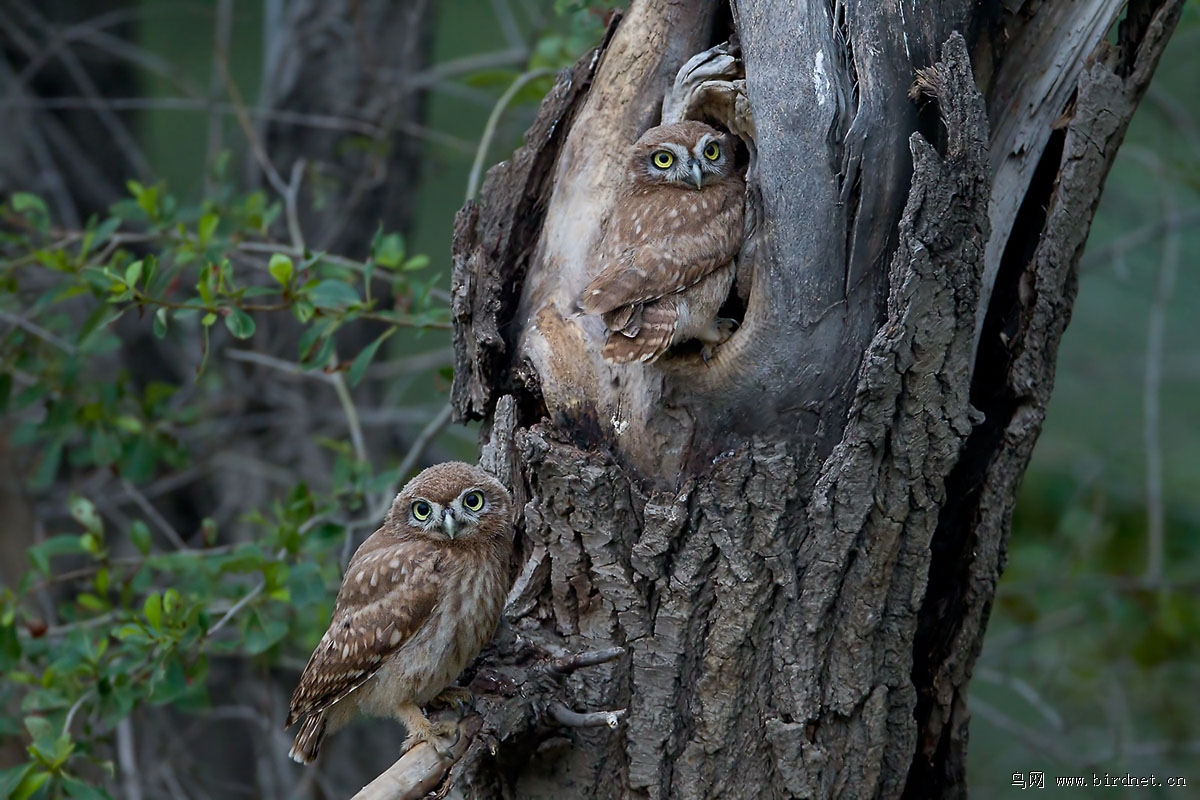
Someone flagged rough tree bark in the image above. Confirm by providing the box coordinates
[438,1,1184,799]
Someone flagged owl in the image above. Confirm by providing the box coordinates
[285,462,513,764]
[576,120,745,364]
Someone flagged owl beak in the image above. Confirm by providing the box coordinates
[441,510,458,538]
[691,161,703,189]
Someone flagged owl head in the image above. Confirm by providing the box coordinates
[386,461,511,541]
[628,121,737,190]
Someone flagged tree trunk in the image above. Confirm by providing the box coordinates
[446,1,1183,798]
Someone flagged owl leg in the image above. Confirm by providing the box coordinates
[397,703,460,759]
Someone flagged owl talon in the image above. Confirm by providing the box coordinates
[401,717,461,760]
[432,686,474,715]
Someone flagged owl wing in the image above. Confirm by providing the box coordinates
[577,183,744,315]
[285,533,444,726]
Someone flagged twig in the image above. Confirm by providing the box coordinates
[283,158,307,252]
[207,580,265,637]
[1079,206,1200,270]
[972,696,1073,766]
[489,0,525,50]
[395,403,454,483]
[547,701,625,729]
[391,47,528,90]
[0,97,473,151]
[6,2,153,180]
[974,666,1064,732]
[545,646,625,675]
[466,68,556,202]
[116,717,145,800]
[329,364,368,466]
[214,46,287,197]
[205,0,234,193]
[226,349,332,382]
[0,309,77,354]
[1127,147,1178,590]
[62,691,90,736]
[122,479,189,550]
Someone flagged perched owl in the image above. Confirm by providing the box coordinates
[285,462,513,764]
[576,120,745,364]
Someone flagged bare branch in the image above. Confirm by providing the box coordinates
[0,96,471,149]
[0,309,77,354]
[121,478,189,550]
[466,69,556,202]
[116,718,145,800]
[547,701,626,729]
[205,0,234,190]
[207,580,265,638]
[544,646,625,675]
[349,715,481,800]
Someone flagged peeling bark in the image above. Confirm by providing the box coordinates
[446,1,1184,798]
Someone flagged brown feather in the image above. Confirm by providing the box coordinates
[286,536,443,725]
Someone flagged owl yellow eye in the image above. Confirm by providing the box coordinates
[462,491,485,511]
[652,150,674,169]
[703,142,720,161]
[412,500,432,521]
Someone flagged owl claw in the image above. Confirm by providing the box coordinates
[401,718,461,760]
[432,686,474,715]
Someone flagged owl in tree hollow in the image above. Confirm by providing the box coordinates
[576,120,745,364]
[286,462,513,764]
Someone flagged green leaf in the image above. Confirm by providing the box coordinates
[126,180,159,220]
[223,308,256,340]
[197,212,219,247]
[129,520,151,555]
[143,593,162,630]
[9,768,49,800]
[347,330,394,387]
[27,535,84,575]
[268,253,294,286]
[11,193,49,233]
[292,299,315,323]
[30,440,63,489]
[77,593,107,612]
[402,254,430,272]
[308,280,361,311]
[373,232,406,268]
[153,307,169,339]
[68,495,103,535]
[124,260,143,288]
[24,716,54,758]
[201,312,217,327]
[200,517,218,547]
[243,611,288,656]
[0,764,35,799]
[61,775,114,800]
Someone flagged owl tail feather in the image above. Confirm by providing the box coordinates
[288,713,326,765]
[602,305,675,364]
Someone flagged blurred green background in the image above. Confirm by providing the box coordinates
[969,8,1200,796]
[2,1,1197,797]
